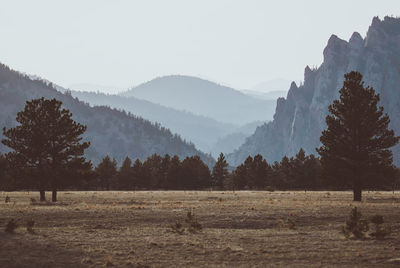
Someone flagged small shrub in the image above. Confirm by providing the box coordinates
[5,196,10,203]
[169,210,202,234]
[27,219,35,234]
[5,219,18,233]
[276,218,296,230]
[185,211,202,233]
[170,222,185,235]
[342,207,369,239]
[105,255,113,266]
[370,215,391,239]
[287,218,296,230]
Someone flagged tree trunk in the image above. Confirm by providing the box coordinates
[52,190,57,202]
[40,190,46,202]
[353,187,362,201]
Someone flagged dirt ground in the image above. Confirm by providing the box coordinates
[1,191,400,267]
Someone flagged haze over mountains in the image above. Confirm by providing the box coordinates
[228,16,400,167]
[72,75,276,156]
[70,90,237,154]
[121,75,276,125]
[2,16,400,168]
[0,64,214,166]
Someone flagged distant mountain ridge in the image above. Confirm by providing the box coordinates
[69,90,237,154]
[0,63,214,166]
[228,16,400,166]
[121,75,276,125]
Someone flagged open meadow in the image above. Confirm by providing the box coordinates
[1,191,400,267]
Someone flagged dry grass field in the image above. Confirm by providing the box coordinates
[1,191,400,267]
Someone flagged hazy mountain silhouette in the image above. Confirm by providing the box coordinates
[121,75,276,125]
[69,90,237,154]
[0,63,214,166]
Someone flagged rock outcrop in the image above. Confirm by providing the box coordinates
[228,16,400,166]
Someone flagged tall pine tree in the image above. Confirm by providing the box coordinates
[317,71,399,201]
[2,98,90,201]
[211,153,229,189]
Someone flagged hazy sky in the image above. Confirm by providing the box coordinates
[0,1,399,93]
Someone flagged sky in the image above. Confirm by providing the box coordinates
[0,0,399,93]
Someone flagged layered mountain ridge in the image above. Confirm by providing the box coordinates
[228,16,400,166]
[0,64,214,166]
[121,75,276,125]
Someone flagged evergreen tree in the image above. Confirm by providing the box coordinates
[131,159,143,190]
[95,156,117,190]
[232,163,247,190]
[2,98,90,201]
[142,154,163,189]
[211,153,229,189]
[116,157,133,189]
[292,148,308,189]
[158,154,171,189]
[180,156,211,189]
[65,156,94,190]
[251,154,271,189]
[0,154,8,190]
[165,155,181,189]
[279,156,293,189]
[317,71,399,201]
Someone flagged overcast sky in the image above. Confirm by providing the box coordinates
[0,1,399,93]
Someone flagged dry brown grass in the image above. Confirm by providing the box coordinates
[1,191,400,267]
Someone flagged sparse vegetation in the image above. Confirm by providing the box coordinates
[185,210,202,233]
[5,218,18,233]
[170,221,185,235]
[169,210,202,234]
[1,191,400,267]
[370,215,391,239]
[26,219,35,234]
[342,207,369,239]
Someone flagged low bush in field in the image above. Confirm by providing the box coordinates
[169,210,202,234]
[369,215,391,239]
[26,219,35,234]
[5,219,18,233]
[342,207,391,239]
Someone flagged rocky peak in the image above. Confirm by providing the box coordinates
[349,32,363,48]
[304,65,316,86]
[286,81,298,100]
[228,16,400,167]
[323,35,349,65]
[365,16,400,49]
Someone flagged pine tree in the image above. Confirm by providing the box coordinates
[131,159,143,190]
[0,154,8,190]
[95,156,117,190]
[165,155,181,189]
[180,156,211,189]
[251,154,271,189]
[211,153,229,189]
[317,71,399,201]
[116,157,133,189]
[2,98,90,201]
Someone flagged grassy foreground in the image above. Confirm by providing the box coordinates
[1,191,400,267]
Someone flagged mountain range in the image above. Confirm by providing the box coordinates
[71,76,274,156]
[0,64,214,166]
[228,16,400,167]
[120,75,276,126]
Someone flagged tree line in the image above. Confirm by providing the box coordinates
[0,71,399,201]
[2,148,398,194]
